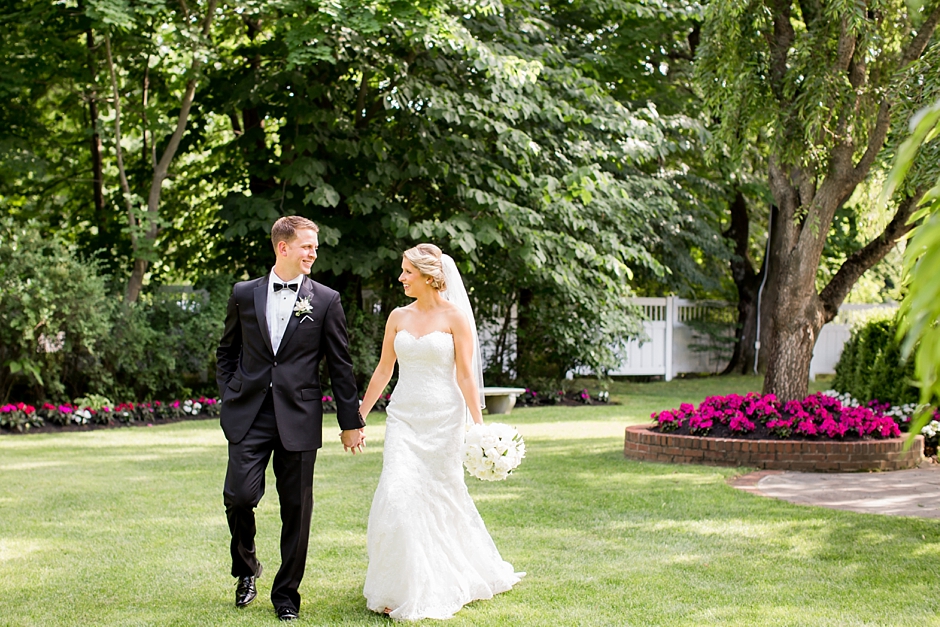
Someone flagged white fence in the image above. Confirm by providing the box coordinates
[608,297,897,381]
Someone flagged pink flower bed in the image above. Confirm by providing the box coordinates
[653,392,901,440]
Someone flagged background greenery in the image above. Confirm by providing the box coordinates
[2,0,938,402]
[1,378,937,627]
[0,219,227,402]
[832,317,918,406]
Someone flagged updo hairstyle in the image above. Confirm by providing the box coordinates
[403,244,447,292]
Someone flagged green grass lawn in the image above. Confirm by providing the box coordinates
[1,377,938,626]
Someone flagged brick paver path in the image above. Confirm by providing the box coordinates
[729,465,940,518]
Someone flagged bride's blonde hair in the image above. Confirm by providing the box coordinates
[403,244,447,292]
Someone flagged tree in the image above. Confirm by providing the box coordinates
[209,0,676,377]
[87,0,220,302]
[2,0,684,380]
[696,0,940,399]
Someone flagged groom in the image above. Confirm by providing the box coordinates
[215,216,365,621]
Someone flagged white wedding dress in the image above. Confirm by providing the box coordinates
[363,330,523,621]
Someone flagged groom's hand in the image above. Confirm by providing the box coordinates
[341,428,365,454]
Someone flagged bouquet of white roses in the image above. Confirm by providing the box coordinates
[462,422,525,481]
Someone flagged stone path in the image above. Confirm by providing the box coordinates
[730,464,940,518]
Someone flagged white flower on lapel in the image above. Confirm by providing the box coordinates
[293,296,313,317]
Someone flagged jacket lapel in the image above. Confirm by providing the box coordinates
[276,276,313,357]
[254,277,275,356]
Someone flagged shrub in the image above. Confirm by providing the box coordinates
[832,318,917,406]
[0,219,114,403]
[0,221,231,404]
[93,283,227,402]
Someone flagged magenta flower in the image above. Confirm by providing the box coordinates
[688,414,713,434]
[729,413,756,432]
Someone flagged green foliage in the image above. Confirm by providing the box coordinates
[888,95,940,434]
[833,318,917,405]
[0,218,228,403]
[0,219,114,403]
[207,0,679,376]
[93,284,227,401]
[334,300,387,391]
[72,394,114,411]
[1,0,697,379]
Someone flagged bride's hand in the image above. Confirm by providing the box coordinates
[341,428,366,454]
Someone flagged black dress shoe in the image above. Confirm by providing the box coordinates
[234,575,257,607]
[276,606,299,621]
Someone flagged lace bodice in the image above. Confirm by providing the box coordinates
[393,330,456,387]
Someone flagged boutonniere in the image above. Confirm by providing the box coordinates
[293,296,313,317]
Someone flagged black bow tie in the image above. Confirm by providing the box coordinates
[273,282,298,293]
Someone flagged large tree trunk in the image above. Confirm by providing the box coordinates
[754,2,940,400]
[764,287,826,399]
[762,162,924,400]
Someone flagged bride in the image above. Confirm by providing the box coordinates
[356,243,523,620]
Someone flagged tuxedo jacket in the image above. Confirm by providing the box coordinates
[215,274,364,451]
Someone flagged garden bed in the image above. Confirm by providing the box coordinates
[624,425,924,471]
[633,391,927,471]
[0,397,224,435]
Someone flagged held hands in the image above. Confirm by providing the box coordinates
[341,428,366,454]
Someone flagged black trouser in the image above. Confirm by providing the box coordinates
[223,394,317,611]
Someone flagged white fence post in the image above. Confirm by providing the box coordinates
[664,296,674,381]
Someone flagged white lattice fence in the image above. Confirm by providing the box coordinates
[607,298,896,380]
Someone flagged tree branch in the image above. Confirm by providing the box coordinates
[848,4,940,189]
[834,17,856,74]
[103,32,137,248]
[146,0,219,237]
[819,189,925,320]
[797,0,822,27]
[768,0,795,102]
[850,100,892,187]
[901,2,940,67]
[354,70,371,129]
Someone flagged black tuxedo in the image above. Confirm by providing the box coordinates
[215,273,363,611]
[216,274,363,449]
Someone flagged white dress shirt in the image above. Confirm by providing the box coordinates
[267,269,302,354]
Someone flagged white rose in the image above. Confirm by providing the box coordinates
[465,427,483,447]
[480,433,498,450]
[495,457,513,473]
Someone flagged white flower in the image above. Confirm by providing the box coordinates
[480,433,499,450]
[293,297,313,317]
[462,423,525,481]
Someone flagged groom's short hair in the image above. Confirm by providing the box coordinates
[271,216,319,250]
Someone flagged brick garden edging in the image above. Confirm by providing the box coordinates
[624,425,924,472]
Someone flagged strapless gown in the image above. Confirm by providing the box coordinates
[363,330,523,620]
